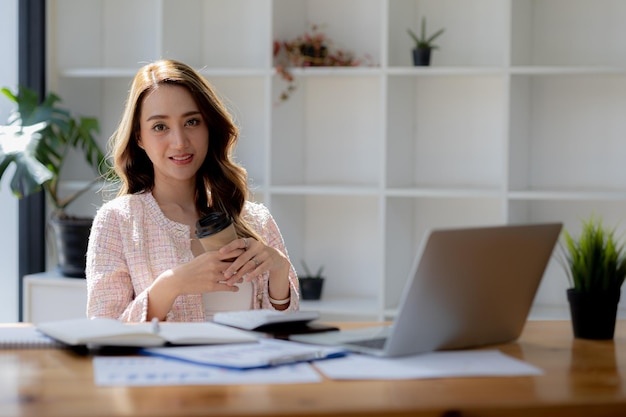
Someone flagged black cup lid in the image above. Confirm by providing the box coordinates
[196,211,233,238]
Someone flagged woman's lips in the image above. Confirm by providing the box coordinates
[170,154,193,165]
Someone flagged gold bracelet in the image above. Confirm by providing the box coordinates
[269,295,290,305]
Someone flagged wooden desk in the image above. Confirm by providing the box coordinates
[1,320,625,417]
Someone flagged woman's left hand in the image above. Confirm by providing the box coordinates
[220,237,289,285]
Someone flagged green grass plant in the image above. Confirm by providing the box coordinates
[561,216,626,293]
[407,17,445,50]
[301,260,324,279]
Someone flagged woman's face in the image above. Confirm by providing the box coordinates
[137,83,209,188]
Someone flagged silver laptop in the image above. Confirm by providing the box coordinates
[291,223,562,357]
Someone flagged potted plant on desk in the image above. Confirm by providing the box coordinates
[407,17,445,66]
[560,216,626,339]
[0,85,107,277]
[298,261,325,301]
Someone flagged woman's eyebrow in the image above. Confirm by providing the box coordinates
[146,110,201,122]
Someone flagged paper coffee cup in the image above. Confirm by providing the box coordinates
[196,211,238,252]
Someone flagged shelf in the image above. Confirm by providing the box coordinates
[385,187,502,198]
[509,66,626,75]
[269,185,380,196]
[22,273,87,324]
[508,190,626,202]
[48,0,626,321]
[387,67,505,76]
[60,67,272,78]
[284,67,382,77]
[300,296,380,318]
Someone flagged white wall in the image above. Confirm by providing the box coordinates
[0,0,20,322]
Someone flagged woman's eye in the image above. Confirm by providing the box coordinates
[185,118,200,127]
[152,123,167,132]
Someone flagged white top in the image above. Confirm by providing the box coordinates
[202,281,253,321]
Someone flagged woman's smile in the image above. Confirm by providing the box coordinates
[170,153,194,164]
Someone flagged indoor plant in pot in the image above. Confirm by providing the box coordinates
[560,216,626,339]
[407,17,445,66]
[0,85,106,277]
[273,23,375,103]
[299,261,325,300]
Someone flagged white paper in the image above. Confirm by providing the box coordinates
[314,349,543,380]
[93,356,322,386]
[142,338,346,369]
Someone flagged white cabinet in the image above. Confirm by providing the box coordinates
[23,273,87,324]
[47,0,626,321]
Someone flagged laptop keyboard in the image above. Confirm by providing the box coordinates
[346,337,388,350]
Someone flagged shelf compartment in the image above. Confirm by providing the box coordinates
[271,76,382,187]
[388,0,508,68]
[508,74,626,192]
[384,196,505,310]
[163,0,271,69]
[273,0,382,68]
[386,74,506,189]
[55,77,134,158]
[511,0,626,67]
[207,77,269,188]
[52,0,161,69]
[269,194,382,302]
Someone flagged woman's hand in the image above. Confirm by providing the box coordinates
[147,249,247,320]
[220,238,291,307]
[220,237,287,283]
[154,249,245,297]
[186,249,252,292]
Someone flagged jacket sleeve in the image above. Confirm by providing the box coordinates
[246,203,300,311]
[85,204,149,322]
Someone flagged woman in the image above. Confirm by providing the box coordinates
[86,59,299,322]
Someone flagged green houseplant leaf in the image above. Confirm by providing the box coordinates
[407,17,445,50]
[301,260,324,278]
[0,122,52,198]
[0,85,106,216]
[560,216,626,293]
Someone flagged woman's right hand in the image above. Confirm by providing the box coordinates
[146,248,245,320]
[173,248,248,294]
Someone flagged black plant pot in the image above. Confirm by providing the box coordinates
[49,217,93,278]
[412,48,432,66]
[300,44,328,66]
[567,288,620,340]
[299,277,324,300]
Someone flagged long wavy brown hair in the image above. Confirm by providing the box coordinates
[108,59,260,240]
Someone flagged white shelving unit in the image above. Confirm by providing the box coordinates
[23,273,87,324]
[46,0,626,321]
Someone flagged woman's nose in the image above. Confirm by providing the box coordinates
[170,126,189,148]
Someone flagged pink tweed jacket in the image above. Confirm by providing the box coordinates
[85,192,299,322]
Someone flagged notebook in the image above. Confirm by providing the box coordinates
[213,309,340,339]
[37,317,258,348]
[213,309,320,331]
[0,326,64,349]
[291,223,562,357]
